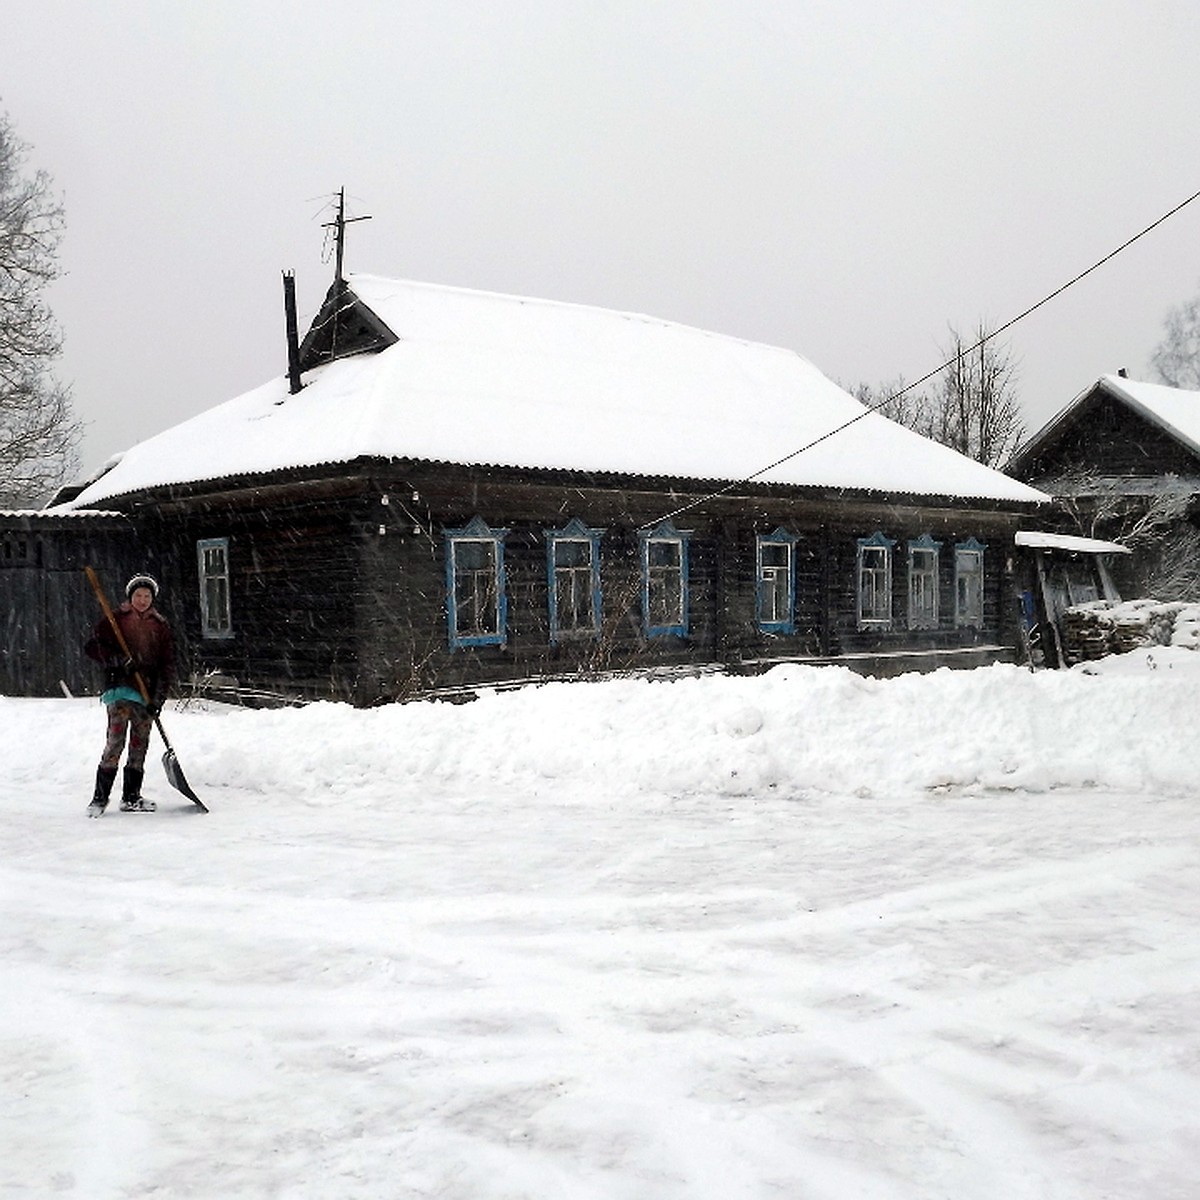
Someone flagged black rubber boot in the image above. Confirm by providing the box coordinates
[120,766,155,812]
[87,766,118,817]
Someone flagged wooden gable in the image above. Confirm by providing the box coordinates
[1011,380,1200,484]
[297,279,399,372]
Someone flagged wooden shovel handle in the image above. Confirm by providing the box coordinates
[84,566,152,706]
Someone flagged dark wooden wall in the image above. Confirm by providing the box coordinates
[350,465,1025,703]
[150,485,362,703]
[0,515,145,697]
[63,462,1033,707]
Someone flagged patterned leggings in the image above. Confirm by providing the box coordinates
[100,702,153,771]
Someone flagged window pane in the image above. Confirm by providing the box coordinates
[643,533,687,633]
[456,539,494,572]
[758,540,792,627]
[549,536,597,636]
[761,543,788,568]
[198,538,232,638]
[955,548,983,626]
[648,540,680,569]
[648,570,682,625]
[554,539,589,568]
[453,539,499,637]
[858,543,891,624]
[556,567,593,629]
[908,546,938,629]
[647,539,683,627]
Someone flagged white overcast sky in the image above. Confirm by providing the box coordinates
[5,0,1200,479]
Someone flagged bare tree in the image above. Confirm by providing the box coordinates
[0,109,79,507]
[849,375,918,425]
[1144,525,1200,599]
[1150,285,1200,390]
[852,323,1025,468]
[926,323,1025,467]
[1044,465,1200,598]
[1047,467,1190,542]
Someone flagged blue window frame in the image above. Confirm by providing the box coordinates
[640,520,690,638]
[756,527,797,633]
[546,518,603,644]
[955,537,986,628]
[907,533,942,631]
[445,516,508,649]
[856,531,895,629]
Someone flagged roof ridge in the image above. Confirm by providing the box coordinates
[346,273,806,363]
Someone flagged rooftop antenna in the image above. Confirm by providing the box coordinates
[322,187,372,284]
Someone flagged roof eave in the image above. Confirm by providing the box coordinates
[69,454,1049,514]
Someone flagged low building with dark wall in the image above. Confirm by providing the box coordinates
[1008,373,1200,599]
[1012,529,1131,668]
[38,273,1048,705]
[0,509,145,697]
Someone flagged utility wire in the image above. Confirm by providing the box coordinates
[647,185,1200,529]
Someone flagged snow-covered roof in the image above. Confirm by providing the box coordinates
[1105,375,1200,456]
[1014,530,1131,554]
[1014,374,1200,468]
[63,275,1048,510]
[0,508,125,520]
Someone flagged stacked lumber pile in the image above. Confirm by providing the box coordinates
[1062,598,1199,661]
[1062,606,1111,661]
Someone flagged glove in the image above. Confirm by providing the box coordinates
[146,700,162,718]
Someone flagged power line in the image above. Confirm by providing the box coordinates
[646,185,1200,529]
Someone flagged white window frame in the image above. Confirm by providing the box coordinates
[954,539,986,628]
[197,537,233,640]
[856,532,894,629]
[907,534,941,631]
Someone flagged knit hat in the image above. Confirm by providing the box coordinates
[126,573,159,599]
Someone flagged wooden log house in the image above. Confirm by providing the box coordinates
[22,272,1048,705]
[1008,372,1200,600]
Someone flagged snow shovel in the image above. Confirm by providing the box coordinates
[84,567,209,813]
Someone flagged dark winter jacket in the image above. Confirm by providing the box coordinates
[84,603,175,708]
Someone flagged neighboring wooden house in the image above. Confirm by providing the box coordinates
[37,273,1048,705]
[1008,373,1200,599]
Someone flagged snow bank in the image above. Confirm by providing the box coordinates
[13,655,1200,805]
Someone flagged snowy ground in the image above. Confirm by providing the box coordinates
[3,652,1199,1199]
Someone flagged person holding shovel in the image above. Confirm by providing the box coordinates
[84,573,175,814]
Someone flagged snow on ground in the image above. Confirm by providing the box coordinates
[3,653,1199,1199]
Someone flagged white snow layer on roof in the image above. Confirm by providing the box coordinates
[65,276,1048,509]
[1014,530,1131,554]
[1102,374,1200,456]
